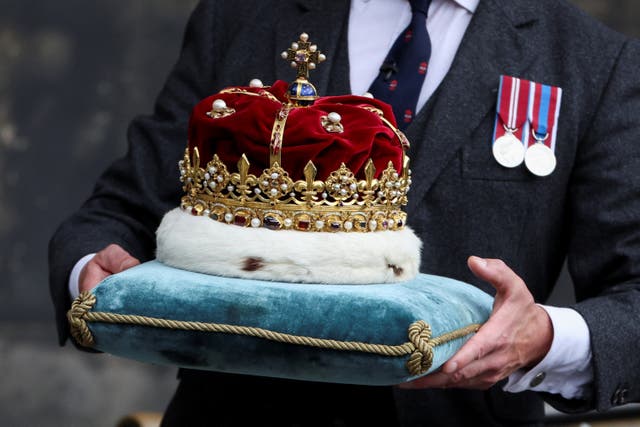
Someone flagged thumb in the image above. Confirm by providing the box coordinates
[467,256,526,312]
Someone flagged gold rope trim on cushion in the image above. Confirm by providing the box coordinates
[67,292,98,347]
[68,291,481,375]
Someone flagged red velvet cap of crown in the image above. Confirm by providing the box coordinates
[188,80,405,181]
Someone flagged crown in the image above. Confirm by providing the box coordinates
[178,33,412,233]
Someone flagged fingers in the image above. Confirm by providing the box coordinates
[79,261,112,293]
[399,349,515,390]
[441,335,485,374]
[79,244,140,293]
[452,351,515,385]
[441,319,502,375]
[398,354,509,390]
[398,371,451,389]
[94,244,140,274]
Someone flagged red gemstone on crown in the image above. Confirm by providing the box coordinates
[234,215,247,226]
[297,220,310,230]
[263,215,282,230]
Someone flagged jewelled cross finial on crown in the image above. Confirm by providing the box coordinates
[281,32,326,79]
[280,33,327,106]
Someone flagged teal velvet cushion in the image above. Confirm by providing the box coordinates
[68,261,493,385]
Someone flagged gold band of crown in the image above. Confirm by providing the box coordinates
[179,147,412,233]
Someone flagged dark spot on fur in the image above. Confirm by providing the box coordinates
[243,257,264,272]
[388,264,403,277]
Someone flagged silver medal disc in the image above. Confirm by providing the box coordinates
[493,134,525,168]
[524,143,556,177]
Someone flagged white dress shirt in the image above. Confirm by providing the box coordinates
[69,0,593,401]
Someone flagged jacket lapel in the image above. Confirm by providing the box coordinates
[274,0,351,97]
[406,0,539,215]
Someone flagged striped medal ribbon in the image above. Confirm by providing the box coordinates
[492,76,531,168]
[525,82,563,177]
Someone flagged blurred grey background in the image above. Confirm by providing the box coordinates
[0,1,638,426]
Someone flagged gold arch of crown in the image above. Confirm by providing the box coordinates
[179,32,412,233]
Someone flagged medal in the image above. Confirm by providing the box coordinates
[493,130,525,168]
[492,76,530,168]
[525,82,563,177]
[525,142,556,177]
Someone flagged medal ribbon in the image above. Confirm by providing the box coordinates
[493,76,531,144]
[527,82,563,150]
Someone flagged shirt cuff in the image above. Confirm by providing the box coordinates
[68,254,96,300]
[504,305,593,400]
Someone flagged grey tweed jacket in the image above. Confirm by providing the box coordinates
[50,0,640,424]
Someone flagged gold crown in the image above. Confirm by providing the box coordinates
[178,33,412,233]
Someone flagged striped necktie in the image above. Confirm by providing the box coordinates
[368,0,432,130]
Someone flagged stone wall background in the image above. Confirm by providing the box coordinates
[0,1,638,426]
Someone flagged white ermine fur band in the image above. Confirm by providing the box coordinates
[156,208,422,284]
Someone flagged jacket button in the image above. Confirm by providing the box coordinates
[529,372,546,388]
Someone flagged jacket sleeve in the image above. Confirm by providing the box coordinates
[549,38,640,412]
[48,0,218,346]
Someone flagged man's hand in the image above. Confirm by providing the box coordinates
[78,244,140,293]
[399,256,553,390]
